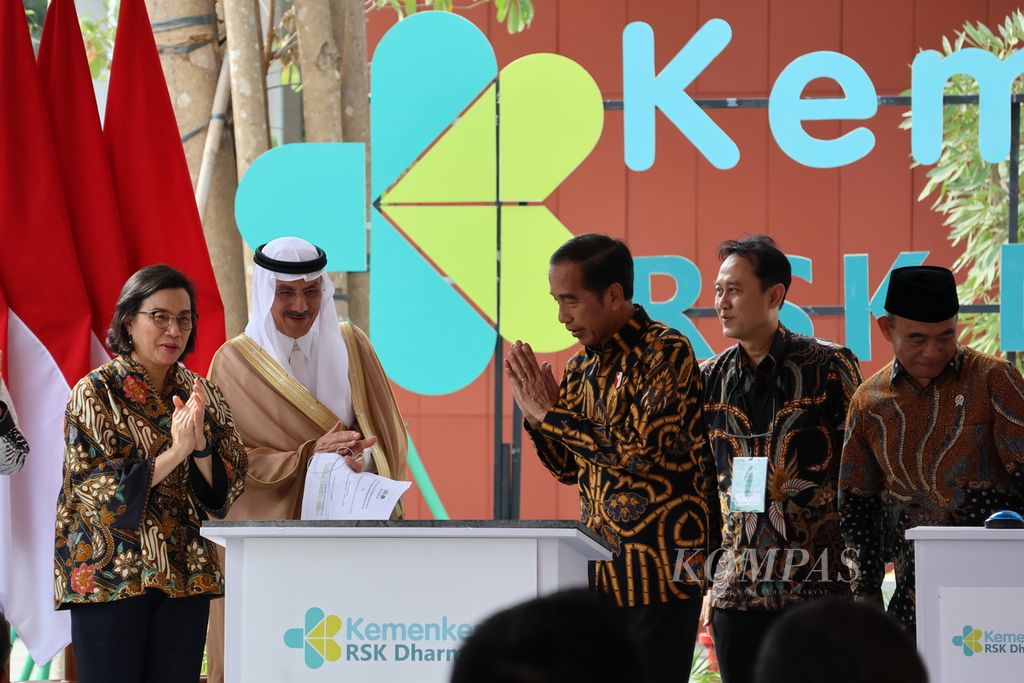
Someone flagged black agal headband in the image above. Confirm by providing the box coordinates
[253,243,327,274]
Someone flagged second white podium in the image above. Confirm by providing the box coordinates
[201,520,613,683]
[908,525,1024,683]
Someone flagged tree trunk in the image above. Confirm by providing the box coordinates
[148,0,247,337]
[222,0,271,313]
[294,0,349,320]
[222,0,270,175]
[334,0,370,332]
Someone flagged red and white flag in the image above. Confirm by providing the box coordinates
[38,0,129,367]
[105,0,225,375]
[0,0,93,663]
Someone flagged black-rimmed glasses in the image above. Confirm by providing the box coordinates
[138,310,197,330]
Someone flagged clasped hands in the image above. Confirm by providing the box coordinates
[504,341,559,428]
[170,378,209,458]
[315,422,377,473]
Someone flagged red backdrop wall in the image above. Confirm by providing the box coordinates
[364,0,1015,520]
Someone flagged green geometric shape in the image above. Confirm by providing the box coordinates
[383,205,497,321]
[307,619,326,639]
[308,637,328,657]
[383,84,496,204]
[500,206,575,352]
[322,614,341,637]
[499,54,603,202]
[383,205,578,352]
[323,639,342,662]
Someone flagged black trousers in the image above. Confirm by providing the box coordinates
[711,607,787,683]
[70,589,211,683]
[622,596,702,683]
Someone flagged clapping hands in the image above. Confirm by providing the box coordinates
[171,378,208,456]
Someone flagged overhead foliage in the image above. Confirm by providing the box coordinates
[372,0,534,34]
[901,11,1024,372]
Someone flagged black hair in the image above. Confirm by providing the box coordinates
[754,598,927,683]
[550,233,634,299]
[718,234,792,304]
[450,589,646,683]
[107,265,198,360]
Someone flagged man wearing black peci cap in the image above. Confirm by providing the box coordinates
[838,265,1024,635]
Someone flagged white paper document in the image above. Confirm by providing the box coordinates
[301,452,412,521]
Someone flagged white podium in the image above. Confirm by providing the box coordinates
[908,526,1024,683]
[201,520,613,683]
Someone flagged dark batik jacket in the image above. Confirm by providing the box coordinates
[839,347,1024,631]
[527,306,720,607]
[701,326,862,611]
[0,400,28,475]
[54,355,247,607]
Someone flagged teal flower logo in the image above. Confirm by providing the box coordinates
[284,607,342,669]
[952,625,983,657]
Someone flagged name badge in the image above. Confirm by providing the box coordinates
[731,457,768,513]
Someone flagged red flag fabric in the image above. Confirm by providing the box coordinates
[0,1,91,387]
[38,0,129,360]
[104,0,225,374]
[0,285,8,383]
[0,0,92,662]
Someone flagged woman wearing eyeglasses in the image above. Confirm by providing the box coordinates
[53,265,247,683]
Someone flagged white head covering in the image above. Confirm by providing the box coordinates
[245,236,354,427]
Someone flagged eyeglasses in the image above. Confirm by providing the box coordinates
[138,310,197,330]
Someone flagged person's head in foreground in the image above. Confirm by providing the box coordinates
[879,265,960,388]
[754,598,928,683]
[450,589,646,683]
[548,233,635,348]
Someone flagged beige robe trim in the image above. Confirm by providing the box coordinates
[340,323,410,485]
[341,321,391,479]
[229,334,344,434]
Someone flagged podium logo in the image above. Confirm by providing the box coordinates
[952,625,984,657]
[284,607,343,669]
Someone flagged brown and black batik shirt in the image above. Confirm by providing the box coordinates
[839,347,1024,631]
[528,305,720,606]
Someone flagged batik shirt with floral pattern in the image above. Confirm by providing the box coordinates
[527,306,720,607]
[839,347,1024,632]
[701,326,862,611]
[54,355,247,607]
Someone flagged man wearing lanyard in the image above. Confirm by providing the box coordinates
[700,235,862,683]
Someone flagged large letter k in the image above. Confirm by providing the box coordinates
[623,19,738,170]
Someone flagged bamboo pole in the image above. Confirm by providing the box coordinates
[195,56,231,219]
